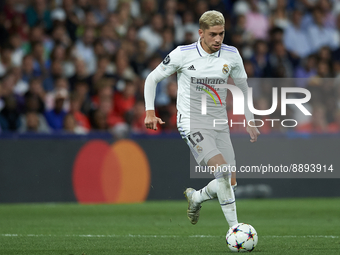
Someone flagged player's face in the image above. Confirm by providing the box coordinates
[199,25,225,54]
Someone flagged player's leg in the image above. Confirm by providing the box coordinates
[192,175,236,204]
[207,154,238,228]
[183,129,219,224]
[192,130,237,203]
[213,129,238,227]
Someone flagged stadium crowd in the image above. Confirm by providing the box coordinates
[0,0,340,136]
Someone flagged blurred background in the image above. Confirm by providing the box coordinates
[0,0,340,204]
[0,0,340,136]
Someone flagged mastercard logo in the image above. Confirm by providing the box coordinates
[72,139,150,204]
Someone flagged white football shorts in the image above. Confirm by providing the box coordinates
[178,121,236,167]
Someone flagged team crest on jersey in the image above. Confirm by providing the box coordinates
[196,145,203,153]
[222,64,229,74]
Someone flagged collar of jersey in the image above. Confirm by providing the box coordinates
[196,39,221,58]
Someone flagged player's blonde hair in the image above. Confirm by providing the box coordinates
[199,10,225,30]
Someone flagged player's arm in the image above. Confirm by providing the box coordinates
[144,48,182,130]
[144,70,166,130]
[230,51,260,143]
[235,80,260,142]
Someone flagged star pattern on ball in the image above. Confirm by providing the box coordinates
[233,240,245,251]
[232,226,240,234]
[246,230,255,241]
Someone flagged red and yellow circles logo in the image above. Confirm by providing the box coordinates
[72,139,150,204]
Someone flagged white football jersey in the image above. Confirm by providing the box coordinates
[150,39,249,133]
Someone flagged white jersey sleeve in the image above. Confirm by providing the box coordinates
[230,50,254,123]
[144,47,182,110]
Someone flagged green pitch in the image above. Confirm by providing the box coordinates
[0,198,339,255]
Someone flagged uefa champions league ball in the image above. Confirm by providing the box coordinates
[226,223,258,252]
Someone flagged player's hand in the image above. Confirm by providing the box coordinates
[144,110,165,130]
[246,121,260,143]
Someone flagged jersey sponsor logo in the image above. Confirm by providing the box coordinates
[222,64,229,74]
[163,55,170,65]
[188,65,196,70]
[200,83,223,106]
[191,77,227,85]
[191,77,224,106]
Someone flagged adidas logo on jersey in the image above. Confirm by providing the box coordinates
[188,65,196,70]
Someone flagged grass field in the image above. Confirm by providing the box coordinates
[0,198,339,255]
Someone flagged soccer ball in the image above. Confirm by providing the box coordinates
[226,223,258,252]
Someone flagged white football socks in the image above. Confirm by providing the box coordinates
[192,179,237,204]
[192,180,218,203]
[192,164,238,227]
[214,164,238,227]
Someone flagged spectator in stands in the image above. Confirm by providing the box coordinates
[75,27,96,75]
[156,28,176,59]
[90,108,108,131]
[175,11,199,45]
[0,95,21,132]
[45,77,70,111]
[112,3,133,38]
[19,111,50,133]
[139,0,158,23]
[99,22,120,55]
[251,40,270,77]
[0,44,14,77]
[137,13,163,55]
[130,40,149,76]
[284,9,312,58]
[120,25,138,60]
[318,0,335,28]
[69,59,90,91]
[270,0,290,30]
[43,60,64,92]
[21,54,36,83]
[9,34,25,67]
[90,57,115,96]
[62,0,83,42]
[245,0,269,40]
[114,79,136,120]
[267,41,294,77]
[12,67,29,97]
[44,88,68,130]
[294,55,317,87]
[25,0,52,30]
[3,0,29,40]
[0,0,339,135]
[76,10,97,38]
[93,0,109,25]
[69,92,91,132]
[31,41,49,79]
[307,8,339,54]
[73,80,92,115]
[50,25,71,49]
[91,79,113,108]
[63,113,87,134]
[24,78,45,113]
[113,49,136,81]
[91,95,123,131]
[23,92,48,125]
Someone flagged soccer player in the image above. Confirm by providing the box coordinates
[144,10,260,228]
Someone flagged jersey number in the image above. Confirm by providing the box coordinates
[187,131,204,147]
